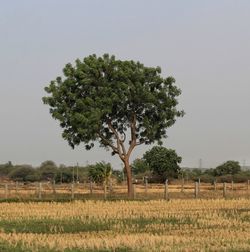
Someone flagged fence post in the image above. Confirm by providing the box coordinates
[104,183,107,200]
[109,181,113,194]
[71,183,74,200]
[194,182,198,198]
[198,178,201,194]
[39,182,42,199]
[214,180,217,191]
[15,181,18,196]
[231,181,234,191]
[181,178,184,193]
[89,181,93,195]
[223,182,227,198]
[52,180,56,195]
[164,179,169,200]
[5,184,8,199]
[145,178,148,195]
[247,180,249,191]
[133,184,136,199]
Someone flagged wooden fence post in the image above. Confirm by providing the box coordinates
[223,182,226,198]
[194,182,198,198]
[71,183,74,200]
[39,182,42,199]
[5,184,8,199]
[231,181,234,191]
[164,179,169,200]
[247,180,249,191]
[214,180,217,191]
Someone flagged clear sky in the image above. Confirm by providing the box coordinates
[0,0,249,169]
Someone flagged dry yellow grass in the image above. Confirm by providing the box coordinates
[0,199,249,251]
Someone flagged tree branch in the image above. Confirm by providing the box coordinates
[98,133,119,154]
[127,113,137,157]
[107,121,126,161]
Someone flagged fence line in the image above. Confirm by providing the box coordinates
[0,181,249,200]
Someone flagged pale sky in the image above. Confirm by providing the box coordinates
[0,0,249,169]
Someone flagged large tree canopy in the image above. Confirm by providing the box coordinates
[43,54,184,196]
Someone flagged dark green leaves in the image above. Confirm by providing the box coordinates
[43,54,184,152]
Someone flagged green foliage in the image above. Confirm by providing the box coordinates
[131,159,150,175]
[0,162,15,176]
[214,160,241,176]
[112,170,124,183]
[143,146,182,181]
[43,54,183,150]
[9,166,37,182]
[88,162,112,184]
[38,160,58,181]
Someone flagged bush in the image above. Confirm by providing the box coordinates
[9,166,37,182]
[199,174,215,184]
[216,175,233,183]
[232,173,250,183]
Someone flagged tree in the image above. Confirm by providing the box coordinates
[9,165,37,182]
[88,162,112,185]
[39,160,58,181]
[43,54,184,196]
[131,158,150,175]
[214,160,241,176]
[143,146,182,182]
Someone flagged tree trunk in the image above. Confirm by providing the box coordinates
[124,158,133,198]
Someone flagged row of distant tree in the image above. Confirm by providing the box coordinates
[131,147,250,183]
[0,147,249,184]
[0,160,125,184]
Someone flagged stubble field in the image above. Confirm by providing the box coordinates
[0,199,249,251]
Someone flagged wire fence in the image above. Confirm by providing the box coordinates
[0,180,249,200]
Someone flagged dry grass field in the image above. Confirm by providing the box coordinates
[0,182,249,251]
[0,199,249,251]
